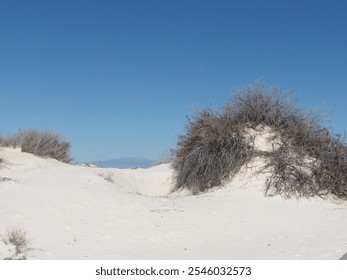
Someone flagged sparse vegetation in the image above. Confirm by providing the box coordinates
[0,177,11,182]
[1,227,30,260]
[0,129,72,163]
[172,83,347,200]
[100,172,115,183]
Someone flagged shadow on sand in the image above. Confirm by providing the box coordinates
[339,253,347,260]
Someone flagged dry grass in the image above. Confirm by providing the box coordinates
[1,227,30,260]
[0,129,72,163]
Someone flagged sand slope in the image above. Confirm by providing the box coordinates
[1,148,347,260]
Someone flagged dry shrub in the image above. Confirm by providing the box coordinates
[261,143,319,198]
[172,110,254,193]
[172,83,347,200]
[312,139,347,198]
[0,129,72,163]
[1,227,30,260]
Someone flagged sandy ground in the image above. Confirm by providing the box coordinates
[1,147,347,260]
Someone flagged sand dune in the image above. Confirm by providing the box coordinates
[1,147,347,260]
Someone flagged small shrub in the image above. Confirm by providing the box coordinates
[1,227,30,260]
[0,177,11,182]
[100,172,114,183]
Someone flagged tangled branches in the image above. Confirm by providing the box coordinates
[172,83,347,200]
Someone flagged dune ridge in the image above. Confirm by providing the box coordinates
[1,146,347,260]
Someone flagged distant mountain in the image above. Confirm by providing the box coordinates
[89,157,156,169]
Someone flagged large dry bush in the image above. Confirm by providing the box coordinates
[172,109,254,193]
[172,83,347,200]
[0,129,72,163]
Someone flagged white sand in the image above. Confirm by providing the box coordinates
[1,147,347,260]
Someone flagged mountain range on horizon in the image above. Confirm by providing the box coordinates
[88,157,156,169]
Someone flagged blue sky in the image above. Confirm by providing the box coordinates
[1,0,346,162]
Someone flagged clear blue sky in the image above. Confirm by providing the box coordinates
[1,0,346,162]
